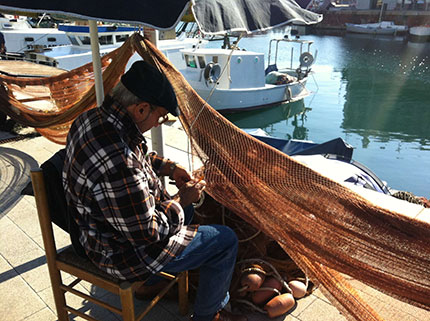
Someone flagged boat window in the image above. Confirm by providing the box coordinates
[67,35,79,46]
[25,37,34,42]
[184,55,197,68]
[197,56,206,68]
[99,35,113,45]
[47,37,56,42]
[3,23,12,29]
[116,34,129,43]
[78,36,91,45]
[212,56,218,63]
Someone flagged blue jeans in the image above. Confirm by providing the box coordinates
[149,206,238,321]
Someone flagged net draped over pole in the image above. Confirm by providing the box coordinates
[1,34,430,320]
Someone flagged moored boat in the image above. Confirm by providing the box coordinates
[0,15,71,54]
[20,24,207,71]
[345,21,407,36]
[408,25,430,43]
[180,35,316,112]
[249,130,429,209]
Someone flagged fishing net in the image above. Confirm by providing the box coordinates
[0,36,135,144]
[142,37,430,321]
[1,33,430,320]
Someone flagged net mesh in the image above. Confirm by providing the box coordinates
[1,33,430,320]
[0,37,135,143]
[142,37,430,320]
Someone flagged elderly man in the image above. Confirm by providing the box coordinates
[63,61,246,321]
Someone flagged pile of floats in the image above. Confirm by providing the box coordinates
[235,259,309,318]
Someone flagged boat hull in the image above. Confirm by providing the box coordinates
[3,29,70,53]
[345,23,396,35]
[408,26,430,42]
[194,78,310,112]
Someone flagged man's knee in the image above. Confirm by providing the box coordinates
[197,224,238,252]
[213,225,238,254]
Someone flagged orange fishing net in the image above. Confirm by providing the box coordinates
[1,34,430,320]
[0,35,135,143]
[143,39,430,320]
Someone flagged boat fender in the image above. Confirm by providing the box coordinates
[299,52,314,68]
[204,62,221,84]
[285,86,292,101]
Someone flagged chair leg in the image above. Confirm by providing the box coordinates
[119,284,135,321]
[178,271,189,316]
[49,270,69,321]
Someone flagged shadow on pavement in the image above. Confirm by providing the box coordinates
[0,146,38,218]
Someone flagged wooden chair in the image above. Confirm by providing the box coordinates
[31,169,189,321]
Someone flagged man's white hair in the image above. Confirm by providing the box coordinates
[111,81,142,107]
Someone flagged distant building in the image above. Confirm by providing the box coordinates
[356,0,430,9]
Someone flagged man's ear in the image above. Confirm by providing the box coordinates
[129,102,150,121]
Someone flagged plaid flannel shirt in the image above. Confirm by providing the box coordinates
[63,96,197,280]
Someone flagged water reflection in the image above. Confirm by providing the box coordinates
[340,34,430,148]
[222,31,430,196]
[225,100,310,140]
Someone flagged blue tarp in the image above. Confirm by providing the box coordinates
[252,135,354,161]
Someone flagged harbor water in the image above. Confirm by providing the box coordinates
[215,30,430,197]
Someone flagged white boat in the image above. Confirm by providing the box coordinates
[0,16,70,53]
[408,26,430,42]
[345,21,408,36]
[21,24,207,71]
[179,36,316,112]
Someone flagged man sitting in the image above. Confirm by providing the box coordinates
[63,61,247,321]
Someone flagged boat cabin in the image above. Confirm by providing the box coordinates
[0,17,71,53]
[57,24,135,49]
[180,48,266,90]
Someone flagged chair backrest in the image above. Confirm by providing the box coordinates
[31,169,60,270]
[40,149,68,231]
[36,149,87,257]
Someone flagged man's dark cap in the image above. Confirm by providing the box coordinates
[121,60,179,116]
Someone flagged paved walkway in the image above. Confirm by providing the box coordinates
[0,122,428,321]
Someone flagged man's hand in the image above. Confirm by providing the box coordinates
[174,178,206,208]
[171,164,192,188]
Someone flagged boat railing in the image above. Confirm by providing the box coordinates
[0,52,57,68]
[267,35,317,79]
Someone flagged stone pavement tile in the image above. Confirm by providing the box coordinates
[32,224,71,252]
[245,309,300,321]
[78,282,193,320]
[163,124,191,152]
[0,145,38,177]
[290,293,318,318]
[158,299,193,320]
[1,136,62,166]
[76,281,113,300]
[24,307,57,321]
[348,279,430,321]
[135,297,190,321]
[14,255,52,293]
[0,216,45,267]
[310,287,331,305]
[6,196,40,239]
[38,282,120,321]
[295,297,347,321]
[0,146,37,217]
[0,255,46,321]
